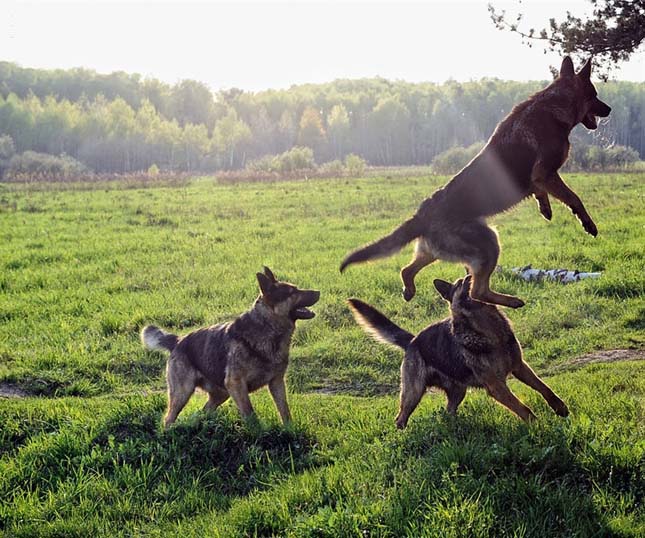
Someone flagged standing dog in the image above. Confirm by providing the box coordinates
[341,57,611,308]
[348,275,569,428]
[141,267,319,426]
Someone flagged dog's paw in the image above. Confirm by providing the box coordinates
[402,287,415,302]
[539,205,552,221]
[554,401,570,417]
[508,297,525,309]
[583,220,598,237]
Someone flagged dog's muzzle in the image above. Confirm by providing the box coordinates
[290,290,320,320]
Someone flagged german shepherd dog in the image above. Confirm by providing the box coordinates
[141,267,320,427]
[341,57,611,308]
[348,275,569,428]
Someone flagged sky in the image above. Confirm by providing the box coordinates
[2,0,644,92]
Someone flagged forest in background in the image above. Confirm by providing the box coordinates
[0,61,643,178]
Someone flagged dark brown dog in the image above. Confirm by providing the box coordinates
[341,57,611,308]
[141,267,319,426]
[348,275,569,428]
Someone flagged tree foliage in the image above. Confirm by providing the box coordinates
[489,1,645,79]
[0,62,644,176]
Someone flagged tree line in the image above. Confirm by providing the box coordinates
[1,61,643,176]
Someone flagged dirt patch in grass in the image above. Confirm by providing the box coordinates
[0,382,30,398]
[547,348,644,374]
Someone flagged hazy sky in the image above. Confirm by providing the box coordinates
[2,0,644,91]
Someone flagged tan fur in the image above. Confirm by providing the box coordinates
[349,276,569,428]
[341,57,611,309]
[141,267,319,427]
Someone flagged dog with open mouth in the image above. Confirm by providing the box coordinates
[341,57,610,309]
[141,267,320,426]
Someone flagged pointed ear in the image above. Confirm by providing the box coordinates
[256,272,274,296]
[263,266,277,282]
[463,274,472,288]
[433,279,453,302]
[461,274,473,295]
[560,56,575,78]
[578,58,592,80]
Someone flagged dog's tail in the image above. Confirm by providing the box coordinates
[340,215,423,272]
[348,299,414,351]
[141,325,178,352]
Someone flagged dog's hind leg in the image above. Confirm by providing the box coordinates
[165,356,196,426]
[401,238,436,301]
[512,361,569,417]
[484,378,536,422]
[395,353,426,429]
[203,388,229,412]
[463,223,525,308]
[533,188,552,221]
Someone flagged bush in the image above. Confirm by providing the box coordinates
[244,147,315,175]
[5,151,91,181]
[565,143,639,171]
[276,146,315,173]
[431,141,484,175]
[319,159,345,176]
[246,155,278,173]
[0,135,16,179]
[344,154,366,177]
[147,163,160,177]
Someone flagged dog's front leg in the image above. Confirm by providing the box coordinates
[484,378,536,422]
[268,375,292,424]
[225,375,255,419]
[533,166,597,236]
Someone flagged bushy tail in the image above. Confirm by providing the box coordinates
[141,325,178,352]
[348,299,414,351]
[340,216,423,272]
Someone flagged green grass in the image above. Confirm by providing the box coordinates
[0,172,643,536]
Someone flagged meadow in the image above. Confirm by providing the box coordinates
[0,172,643,536]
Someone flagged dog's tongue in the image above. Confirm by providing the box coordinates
[293,307,315,320]
[585,113,598,129]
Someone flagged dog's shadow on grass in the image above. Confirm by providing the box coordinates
[92,406,323,499]
[391,408,630,535]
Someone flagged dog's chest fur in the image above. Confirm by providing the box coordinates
[451,309,517,376]
[174,304,295,392]
[413,308,516,386]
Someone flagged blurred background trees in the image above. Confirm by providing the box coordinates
[0,61,643,177]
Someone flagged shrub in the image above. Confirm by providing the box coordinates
[565,143,639,171]
[147,163,160,177]
[431,141,484,175]
[344,154,366,177]
[246,155,279,173]
[0,135,16,179]
[5,151,90,181]
[276,146,315,173]
[319,159,345,176]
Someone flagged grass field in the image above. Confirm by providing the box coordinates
[0,172,643,536]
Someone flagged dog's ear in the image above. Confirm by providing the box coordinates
[578,58,592,80]
[461,274,473,294]
[263,266,277,282]
[433,279,453,302]
[256,272,274,296]
[463,266,471,275]
[560,56,575,78]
